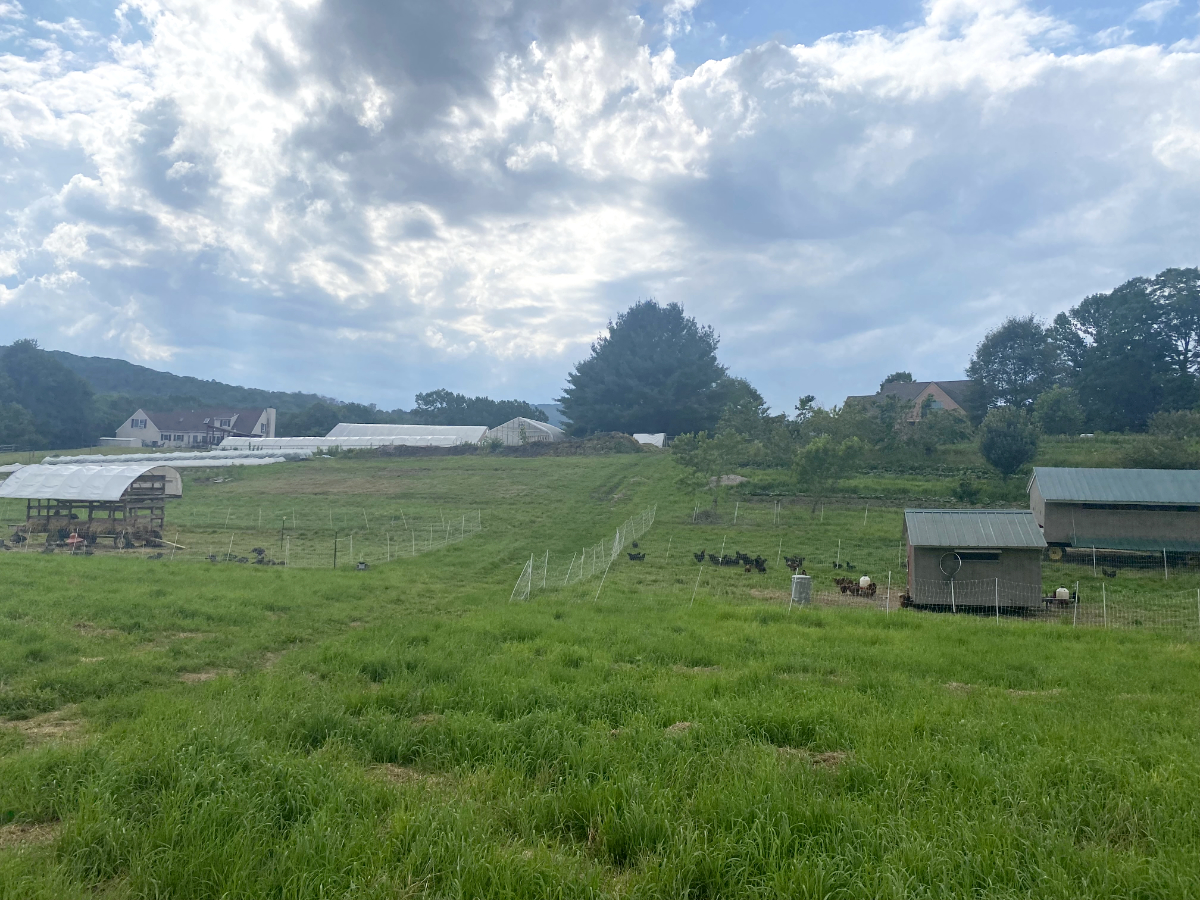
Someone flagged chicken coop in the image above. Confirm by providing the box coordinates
[0,464,182,541]
[904,509,1046,611]
[1029,467,1200,558]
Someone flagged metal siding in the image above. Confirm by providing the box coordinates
[1031,467,1200,505]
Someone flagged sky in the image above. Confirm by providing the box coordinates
[1,0,1198,414]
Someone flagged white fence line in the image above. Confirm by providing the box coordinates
[509,504,657,601]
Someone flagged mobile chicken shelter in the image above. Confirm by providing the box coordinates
[484,418,566,446]
[904,509,1046,610]
[1028,467,1200,557]
[0,464,181,537]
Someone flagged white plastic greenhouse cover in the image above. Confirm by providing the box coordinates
[325,423,489,440]
[484,418,567,445]
[0,465,183,501]
[41,449,312,466]
[633,433,666,448]
[220,433,485,450]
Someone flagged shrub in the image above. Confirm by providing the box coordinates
[979,407,1038,478]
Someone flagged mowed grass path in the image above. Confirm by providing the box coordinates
[1,454,1198,898]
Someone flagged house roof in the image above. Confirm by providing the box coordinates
[846,379,972,410]
[905,509,1047,549]
[0,464,182,501]
[143,408,267,435]
[1030,467,1200,506]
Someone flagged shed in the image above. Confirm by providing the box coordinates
[0,464,181,537]
[483,418,566,446]
[904,509,1046,610]
[1028,467,1200,554]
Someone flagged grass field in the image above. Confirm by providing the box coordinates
[2,453,1199,898]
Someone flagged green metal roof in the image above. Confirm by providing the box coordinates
[1031,467,1200,505]
[905,509,1047,549]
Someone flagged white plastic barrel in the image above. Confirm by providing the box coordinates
[859,575,871,589]
[791,574,812,607]
[1055,586,1070,601]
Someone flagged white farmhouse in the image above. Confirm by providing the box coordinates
[115,408,276,448]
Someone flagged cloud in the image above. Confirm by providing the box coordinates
[1131,0,1180,24]
[0,0,1199,411]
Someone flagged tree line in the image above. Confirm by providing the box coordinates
[0,340,547,449]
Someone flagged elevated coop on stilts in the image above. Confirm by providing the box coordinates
[0,464,182,546]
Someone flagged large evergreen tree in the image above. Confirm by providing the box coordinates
[559,301,727,435]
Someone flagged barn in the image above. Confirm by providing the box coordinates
[0,463,182,542]
[1028,467,1200,556]
[904,509,1046,610]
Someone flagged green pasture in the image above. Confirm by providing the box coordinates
[1,453,1199,898]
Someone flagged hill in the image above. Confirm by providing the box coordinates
[47,350,329,413]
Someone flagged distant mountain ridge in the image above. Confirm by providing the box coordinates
[48,350,330,414]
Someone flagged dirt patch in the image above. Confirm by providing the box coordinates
[945,682,974,693]
[750,589,789,602]
[665,721,694,734]
[0,822,60,851]
[73,622,120,638]
[672,665,721,674]
[708,474,748,488]
[777,747,852,769]
[262,651,286,668]
[3,708,83,743]
[372,764,449,788]
[412,713,444,726]
[179,669,235,683]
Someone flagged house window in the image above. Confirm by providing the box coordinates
[927,399,944,409]
[132,418,146,429]
[175,434,184,442]
[219,418,232,428]
[259,422,267,433]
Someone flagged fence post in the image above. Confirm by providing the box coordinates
[665,537,672,561]
[995,577,999,622]
[777,537,782,566]
[733,502,739,524]
[1092,546,1096,577]
[950,579,956,613]
[1102,582,1107,628]
[690,565,704,607]
[836,539,841,568]
[863,504,868,525]
[542,550,548,589]
[1196,589,1199,629]
[886,571,891,616]
[333,530,337,569]
[1163,548,1169,580]
[387,533,390,561]
[1073,582,1079,626]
